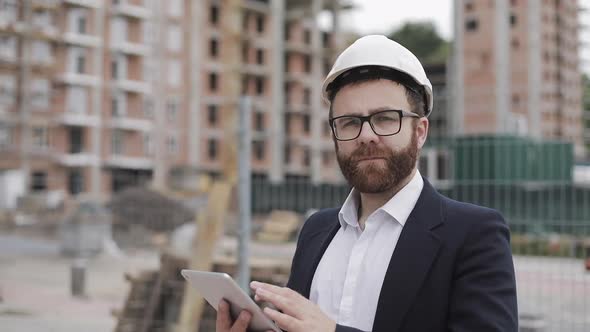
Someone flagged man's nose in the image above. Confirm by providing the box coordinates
[357,121,378,144]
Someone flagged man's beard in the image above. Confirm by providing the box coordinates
[336,133,418,194]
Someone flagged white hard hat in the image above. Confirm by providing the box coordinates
[322,35,434,117]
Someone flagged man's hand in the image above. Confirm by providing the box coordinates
[251,281,336,332]
[216,299,252,332]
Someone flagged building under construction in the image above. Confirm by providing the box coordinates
[452,0,585,156]
[0,0,351,208]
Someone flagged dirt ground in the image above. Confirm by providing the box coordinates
[0,232,160,332]
[1,230,589,332]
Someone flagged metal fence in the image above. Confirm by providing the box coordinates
[250,134,590,331]
[2,133,589,332]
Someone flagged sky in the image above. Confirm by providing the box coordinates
[340,0,590,75]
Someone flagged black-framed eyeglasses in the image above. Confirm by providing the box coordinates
[329,110,420,141]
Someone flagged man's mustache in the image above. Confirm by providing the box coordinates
[350,145,390,161]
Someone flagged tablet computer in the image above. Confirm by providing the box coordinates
[181,269,281,332]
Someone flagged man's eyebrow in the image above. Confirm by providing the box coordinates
[340,107,400,117]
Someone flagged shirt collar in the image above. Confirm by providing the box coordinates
[338,170,424,228]
[380,170,424,226]
[339,187,361,228]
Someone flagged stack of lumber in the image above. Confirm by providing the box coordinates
[255,210,301,243]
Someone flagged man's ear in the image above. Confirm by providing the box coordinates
[416,117,429,149]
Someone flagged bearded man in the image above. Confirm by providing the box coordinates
[216,35,518,332]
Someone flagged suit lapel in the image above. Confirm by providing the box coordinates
[302,212,341,298]
[373,179,444,331]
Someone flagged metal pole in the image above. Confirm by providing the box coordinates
[270,0,285,183]
[237,96,252,292]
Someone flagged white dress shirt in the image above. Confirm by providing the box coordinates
[310,170,424,331]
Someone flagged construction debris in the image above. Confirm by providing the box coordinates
[113,251,291,332]
[256,210,302,243]
[108,187,194,233]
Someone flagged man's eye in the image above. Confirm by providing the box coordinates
[340,119,359,128]
[375,115,396,122]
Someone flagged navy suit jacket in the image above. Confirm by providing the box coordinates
[286,178,518,332]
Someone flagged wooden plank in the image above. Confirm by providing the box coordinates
[173,180,234,332]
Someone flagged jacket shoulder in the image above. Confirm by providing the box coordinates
[439,194,506,224]
[299,207,340,238]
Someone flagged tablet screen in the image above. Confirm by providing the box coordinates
[181,270,281,332]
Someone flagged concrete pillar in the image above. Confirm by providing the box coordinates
[311,0,324,184]
[90,4,105,196]
[451,0,465,136]
[152,0,167,189]
[495,0,511,134]
[332,0,343,52]
[18,0,32,194]
[70,258,87,298]
[528,0,542,140]
[188,0,203,167]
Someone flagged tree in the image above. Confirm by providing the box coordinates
[388,21,449,65]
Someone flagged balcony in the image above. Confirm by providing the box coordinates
[30,58,55,71]
[56,153,99,167]
[32,0,60,10]
[30,25,59,40]
[285,72,312,84]
[242,0,270,13]
[105,155,153,170]
[56,72,100,87]
[202,96,227,105]
[285,41,312,54]
[112,78,150,94]
[109,116,153,132]
[250,96,270,110]
[241,64,269,76]
[63,32,101,48]
[0,110,18,123]
[0,20,23,34]
[287,103,310,114]
[252,131,269,140]
[0,53,18,65]
[57,112,100,127]
[62,0,100,8]
[110,41,149,56]
[111,3,151,19]
[285,164,309,175]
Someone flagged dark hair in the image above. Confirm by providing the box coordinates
[327,65,427,118]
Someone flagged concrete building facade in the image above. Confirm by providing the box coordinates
[455,0,584,157]
[0,0,347,207]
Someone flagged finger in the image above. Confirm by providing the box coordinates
[251,281,294,297]
[216,300,232,331]
[250,280,260,290]
[255,287,301,318]
[264,307,299,331]
[230,310,252,332]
